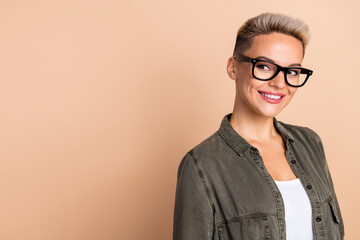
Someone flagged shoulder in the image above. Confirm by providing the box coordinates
[181,130,224,160]
[178,130,230,170]
[177,131,223,178]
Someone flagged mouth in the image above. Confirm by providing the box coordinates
[258,91,285,103]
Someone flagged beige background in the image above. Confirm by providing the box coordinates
[0,0,358,239]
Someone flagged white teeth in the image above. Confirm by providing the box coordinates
[260,92,282,100]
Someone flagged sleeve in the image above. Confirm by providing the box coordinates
[173,151,214,240]
[311,129,345,239]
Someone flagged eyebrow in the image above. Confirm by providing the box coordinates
[257,56,302,67]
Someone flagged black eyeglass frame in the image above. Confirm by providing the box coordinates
[233,54,313,87]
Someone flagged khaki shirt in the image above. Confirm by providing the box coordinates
[173,113,344,240]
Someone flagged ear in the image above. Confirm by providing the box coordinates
[227,57,237,81]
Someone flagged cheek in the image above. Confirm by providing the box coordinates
[238,80,261,96]
[289,88,298,96]
[250,80,269,92]
[236,65,252,82]
[283,89,297,105]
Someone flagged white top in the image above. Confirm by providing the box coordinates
[274,178,314,240]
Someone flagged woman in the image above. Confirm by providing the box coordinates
[173,13,344,240]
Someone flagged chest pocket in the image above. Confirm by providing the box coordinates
[217,215,271,240]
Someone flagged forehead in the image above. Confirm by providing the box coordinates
[244,33,304,66]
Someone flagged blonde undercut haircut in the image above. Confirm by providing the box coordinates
[233,13,310,57]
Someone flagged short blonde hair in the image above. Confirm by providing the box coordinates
[233,13,310,56]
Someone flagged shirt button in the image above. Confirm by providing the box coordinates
[306,184,312,189]
[316,217,322,222]
[291,160,296,164]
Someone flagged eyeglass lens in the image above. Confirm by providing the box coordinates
[254,61,307,87]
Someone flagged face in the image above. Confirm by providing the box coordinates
[227,33,304,118]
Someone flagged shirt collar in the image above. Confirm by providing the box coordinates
[218,113,294,156]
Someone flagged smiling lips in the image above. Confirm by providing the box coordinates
[258,90,285,104]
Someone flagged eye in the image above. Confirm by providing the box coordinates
[255,63,272,71]
[287,69,300,76]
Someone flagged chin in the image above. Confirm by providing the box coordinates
[258,108,284,118]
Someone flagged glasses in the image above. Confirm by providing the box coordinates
[233,55,313,87]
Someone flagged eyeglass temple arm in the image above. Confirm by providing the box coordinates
[233,55,252,63]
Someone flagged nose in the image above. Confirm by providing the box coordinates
[269,71,286,89]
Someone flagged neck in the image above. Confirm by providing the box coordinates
[230,103,279,143]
